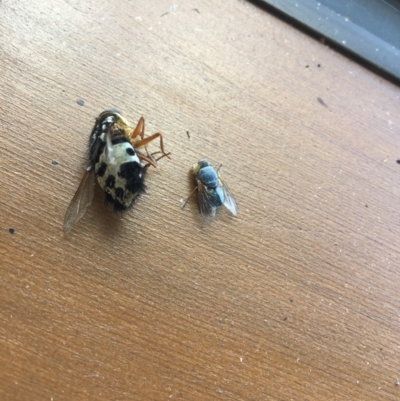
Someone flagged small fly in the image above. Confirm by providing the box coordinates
[183,159,237,218]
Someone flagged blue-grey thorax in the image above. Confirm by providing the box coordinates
[197,166,224,207]
[197,166,219,187]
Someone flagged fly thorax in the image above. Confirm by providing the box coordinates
[198,166,219,188]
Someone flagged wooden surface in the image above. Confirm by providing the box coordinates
[1,0,399,400]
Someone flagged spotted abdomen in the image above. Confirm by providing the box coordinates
[95,139,146,211]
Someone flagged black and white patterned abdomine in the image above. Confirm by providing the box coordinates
[89,110,146,211]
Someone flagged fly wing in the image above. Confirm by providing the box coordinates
[219,176,237,216]
[63,169,95,233]
[197,180,215,218]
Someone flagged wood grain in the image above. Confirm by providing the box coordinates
[1,0,399,400]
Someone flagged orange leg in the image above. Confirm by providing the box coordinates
[129,116,145,141]
[130,117,155,163]
[141,151,171,168]
[134,132,171,160]
[130,118,171,165]
[138,153,157,168]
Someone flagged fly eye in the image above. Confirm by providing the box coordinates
[126,148,135,156]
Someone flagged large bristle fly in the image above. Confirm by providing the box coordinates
[63,109,171,233]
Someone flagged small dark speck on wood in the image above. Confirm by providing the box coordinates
[396,159,400,164]
[52,160,59,165]
[187,131,190,139]
[160,11,169,17]
[317,63,321,67]
[283,317,287,321]
[9,228,15,234]
[305,65,309,68]
[317,97,327,107]
[77,99,84,106]
[193,8,200,13]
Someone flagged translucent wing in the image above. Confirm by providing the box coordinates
[218,176,237,216]
[63,169,95,233]
[197,180,216,218]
